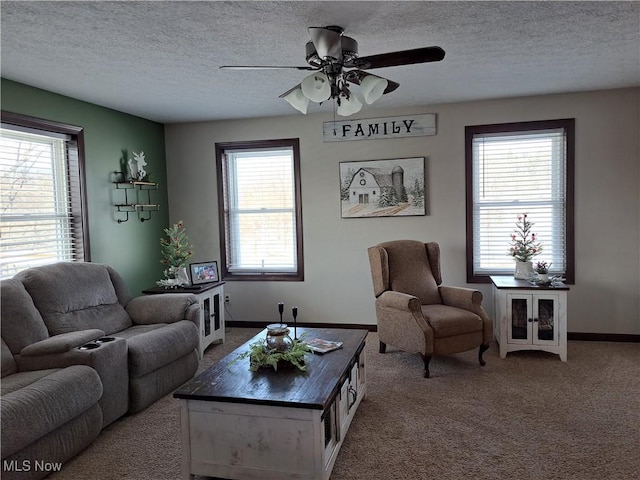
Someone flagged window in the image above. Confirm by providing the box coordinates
[1,112,89,278]
[465,119,574,283]
[215,139,303,281]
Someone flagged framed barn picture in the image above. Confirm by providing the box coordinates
[339,157,426,218]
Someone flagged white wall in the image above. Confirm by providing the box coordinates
[165,88,639,335]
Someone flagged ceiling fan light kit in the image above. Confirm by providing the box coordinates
[283,88,309,114]
[301,72,332,102]
[360,75,388,105]
[336,94,363,117]
[221,26,445,117]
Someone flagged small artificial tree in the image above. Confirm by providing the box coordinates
[160,220,193,279]
[508,213,542,262]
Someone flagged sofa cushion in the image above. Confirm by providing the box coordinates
[1,365,103,458]
[422,304,483,338]
[1,368,62,396]
[120,321,198,378]
[0,279,49,354]
[112,324,166,340]
[1,340,17,378]
[2,403,102,480]
[16,263,132,336]
[129,350,198,413]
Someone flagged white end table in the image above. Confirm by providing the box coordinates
[490,276,568,361]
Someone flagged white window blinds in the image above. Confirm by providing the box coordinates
[223,147,299,274]
[471,127,568,276]
[1,122,86,278]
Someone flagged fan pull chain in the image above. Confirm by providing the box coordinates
[333,99,337,136]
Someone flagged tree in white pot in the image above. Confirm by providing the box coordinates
[157,220,193,287]
[508,213,542,279]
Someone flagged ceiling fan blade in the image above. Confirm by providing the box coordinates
[278,84,302,98]
[351,46,445,70]
[308,26,343,61]
[347,71,399,94]
[220,65,318,71]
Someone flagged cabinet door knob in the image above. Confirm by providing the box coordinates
[533,318,539,322]
[527,318,533,323]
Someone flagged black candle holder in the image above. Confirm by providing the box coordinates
[292,307,298,339]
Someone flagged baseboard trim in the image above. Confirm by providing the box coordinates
[228,322,638,342]
[567,332,640,342]
[227,320,377,332]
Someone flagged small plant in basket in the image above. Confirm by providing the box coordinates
[534,261,551,274]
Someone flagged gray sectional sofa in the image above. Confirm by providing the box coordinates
[1,262,201,480]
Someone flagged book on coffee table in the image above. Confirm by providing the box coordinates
[306,337,343,354]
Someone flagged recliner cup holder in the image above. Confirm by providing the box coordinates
[78,342,100,350]
[96,337,116,343]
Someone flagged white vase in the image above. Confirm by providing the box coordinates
[514,260,534,279]
[176,267,190,286]
[537,273,550,282]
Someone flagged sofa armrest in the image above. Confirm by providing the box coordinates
[126,294,199,326]
[377,291,422,312]
[20,329,105,357]
[439,285,493,344]
[375,291,433,355]
[439,285,483,311]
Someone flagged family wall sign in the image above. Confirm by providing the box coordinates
[323,113,436,142]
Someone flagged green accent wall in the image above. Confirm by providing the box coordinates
[1,78,169,295]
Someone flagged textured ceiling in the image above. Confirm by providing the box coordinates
[1,1,639,123]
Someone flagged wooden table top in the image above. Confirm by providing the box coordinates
[174,327,368,410]
[142,281,225,295]
[490,275,569,290]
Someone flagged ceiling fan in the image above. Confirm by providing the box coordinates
[220,26,445,116]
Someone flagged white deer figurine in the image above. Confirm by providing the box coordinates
[128,151,148,181]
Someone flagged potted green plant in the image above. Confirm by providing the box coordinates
[233,334,312,372]
[508,213,542,279]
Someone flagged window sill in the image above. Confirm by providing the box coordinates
[223,272,304,282]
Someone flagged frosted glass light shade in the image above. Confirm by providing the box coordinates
[301,72,331,102]
[360,75,388,104]
[283,88,309,114]
[337,95,362,117]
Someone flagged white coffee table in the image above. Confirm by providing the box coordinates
[173,327,367,480]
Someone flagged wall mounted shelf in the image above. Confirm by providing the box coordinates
[113,175,159,223]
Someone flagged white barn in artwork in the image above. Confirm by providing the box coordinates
[347,166,405,204]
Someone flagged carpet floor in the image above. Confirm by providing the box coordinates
[49,327,640,480]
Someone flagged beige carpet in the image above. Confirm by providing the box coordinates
[49,327,640,480]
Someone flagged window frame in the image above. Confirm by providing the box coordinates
[465,119,575,284]
[215,138,304,281]
[1,111,90,277]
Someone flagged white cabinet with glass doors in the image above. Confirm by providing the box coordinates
[491,276,568,361]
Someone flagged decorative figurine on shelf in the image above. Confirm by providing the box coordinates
[128,151,149,182]
[156,220,193,288]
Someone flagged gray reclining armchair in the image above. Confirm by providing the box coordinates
[368,240,492,377]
